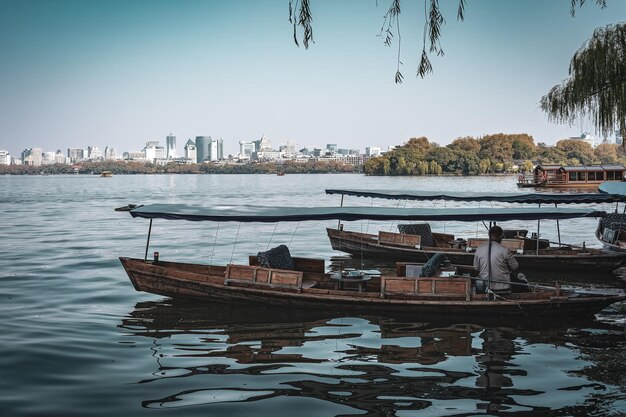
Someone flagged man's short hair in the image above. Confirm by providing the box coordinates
[489,226,503,239]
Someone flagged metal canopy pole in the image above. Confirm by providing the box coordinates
[338,194,344,229]
[536,203,541,255]
[144,219,153,261]
[536,219,541,255]
[617,203,626,244]
[555,203,561,246]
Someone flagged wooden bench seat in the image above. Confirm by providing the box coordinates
[380,276,471,301]
[378,231,421,248]
[225,264,314,293]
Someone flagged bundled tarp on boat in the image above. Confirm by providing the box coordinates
[127,204,605,223]
[326,189,626,204]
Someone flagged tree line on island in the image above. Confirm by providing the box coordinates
[363,133,624,176]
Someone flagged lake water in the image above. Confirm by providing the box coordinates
[1,173,625,416]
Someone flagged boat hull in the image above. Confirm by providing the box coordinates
[327,228,626,273]
[120,257,625,319]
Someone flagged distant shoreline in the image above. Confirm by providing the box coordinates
[0,170,518,177]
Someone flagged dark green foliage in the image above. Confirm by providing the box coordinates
[541,22,626,146]
[362,132,625,176]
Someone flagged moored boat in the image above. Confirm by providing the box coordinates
[516,164,625,189]
[595,182,626,252]
[325,188,626,274]
[327,227,626,273]
[118,203,625,319]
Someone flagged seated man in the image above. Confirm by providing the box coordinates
[473,226,519,294]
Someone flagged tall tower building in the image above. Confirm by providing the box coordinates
[217,137,224,160]
[208,137,224,161]
[185,139,197,162]
[208,137,218,161]
[195,136,210,163]
[166,134,176,159]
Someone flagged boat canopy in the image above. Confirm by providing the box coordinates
[127,204,605,223]
[326,188,626,204]
[599,181,626,196]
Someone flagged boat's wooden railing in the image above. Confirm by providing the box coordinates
[432,232,455,247]
[225,264,317,293]
[248,256,325,273]
[395,262,474,277]
[378,231,421,248]
[466,238,525,254]
[380,276,471,301]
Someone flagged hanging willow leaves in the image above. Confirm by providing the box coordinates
[289,0,313,48]
[570,0,607,16]
[289,0,608,83]
[540,23,626,146]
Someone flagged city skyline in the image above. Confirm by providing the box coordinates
[8,132,383,164]
[1,1,625,158]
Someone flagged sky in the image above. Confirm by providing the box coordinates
[1,0,625,157]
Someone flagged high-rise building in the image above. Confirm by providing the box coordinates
[207,137,224,161]
[0,150,10,165]
[239,140,256,157]
[217,137,224,160]
[123,151,146,160]
[88,146,103,160]
[166,134,176,159]
[104,146,117,160]
[195,136,210,163]
[41,152,55,165]
[185,139,197,162]
[284,140,297,155]
[326,144,338,153]
[208,137,218,161]
[67,148,84,162]
[254,135,271,152]
[365,147,381,157]
[22,148,42,166]
[144,141,165,162]
[53,150,66,164]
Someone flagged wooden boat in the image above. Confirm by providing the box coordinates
[325,188,626,273]
[517,164,625,189]
[118,203,625,319]
[327,228,626,273]
[595,182,626,252]
[100,171,113,177]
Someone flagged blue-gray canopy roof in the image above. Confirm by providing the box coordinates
[128,204,605,223]
[325,188,626,204]
[599,182,626,196]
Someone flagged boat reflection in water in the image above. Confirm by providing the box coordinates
[119,299,626,415]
